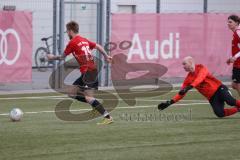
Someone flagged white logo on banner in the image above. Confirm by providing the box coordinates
[128,33,180,61]
[0,28,21,65]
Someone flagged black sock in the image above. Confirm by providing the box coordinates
[75,95,87,103]
[91,99,110,118]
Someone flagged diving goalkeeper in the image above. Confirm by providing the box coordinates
[158,56,240,118]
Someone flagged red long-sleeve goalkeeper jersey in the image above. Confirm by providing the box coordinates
[173,64,222,102]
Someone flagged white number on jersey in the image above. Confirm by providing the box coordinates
[81,46,92,61]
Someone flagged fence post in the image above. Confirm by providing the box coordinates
[96,0,104,86]
[105,0,111,86]
[156,0,160,13]
[58,0,65,89]
[204,0,208,13]
[52,0,58,89]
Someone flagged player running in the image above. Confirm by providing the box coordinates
[226,15,240,96]
[158,56,240,118]
[47,21,113,125]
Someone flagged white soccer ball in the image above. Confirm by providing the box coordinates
[9,108,23,121]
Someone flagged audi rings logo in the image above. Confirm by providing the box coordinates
[0,29,21,65]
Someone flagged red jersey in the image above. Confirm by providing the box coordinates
[173,64,222,102]
[232,26,240,68]
[64,35,97,73]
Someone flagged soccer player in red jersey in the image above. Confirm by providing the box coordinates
[226,15,240,96]
[158,56,240,118]
[47,21,113,124]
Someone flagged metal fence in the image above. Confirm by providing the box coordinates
[0,0,240,91]
[115,0,240,13]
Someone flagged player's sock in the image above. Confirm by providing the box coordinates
[224,108,238,117]
[75,95,87,103]
[89,99,110,119]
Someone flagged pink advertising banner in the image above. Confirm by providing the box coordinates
[0,11,32,83]
[111,13,234,79]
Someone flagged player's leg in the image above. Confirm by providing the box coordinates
[232,67,240,96]
[82,70,113,124]
[84,89,112,118]
[209,92,225,117]
[219,85,240,109]
[84,90,113,125]
[69,75,87,103]
[210,86,238,117]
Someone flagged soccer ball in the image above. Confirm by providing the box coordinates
[9,108,23,121]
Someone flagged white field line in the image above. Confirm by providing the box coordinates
[0,88,232,100]
[0,89,199,100]
[0,95,208,102]
[0,102,209,116]
[0,89,205,100]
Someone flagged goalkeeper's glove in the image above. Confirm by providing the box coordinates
[179,85,193,95]
[158,100,174,110]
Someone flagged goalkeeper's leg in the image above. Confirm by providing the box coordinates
[210,86,238,117]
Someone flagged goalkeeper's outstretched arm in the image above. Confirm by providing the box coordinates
[158,92,186,110]
[158,72,191,110]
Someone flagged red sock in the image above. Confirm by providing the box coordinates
[236,100,240,108]
[224,108,238,117]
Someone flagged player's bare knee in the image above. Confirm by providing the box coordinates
[66,86,79,98]
[85,96,95,103]
[67,90,77,99]
[68,93,79,99]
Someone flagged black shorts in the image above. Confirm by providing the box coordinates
[232,67,240,83]
[73,69,98,90]
[209,85,236,117]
